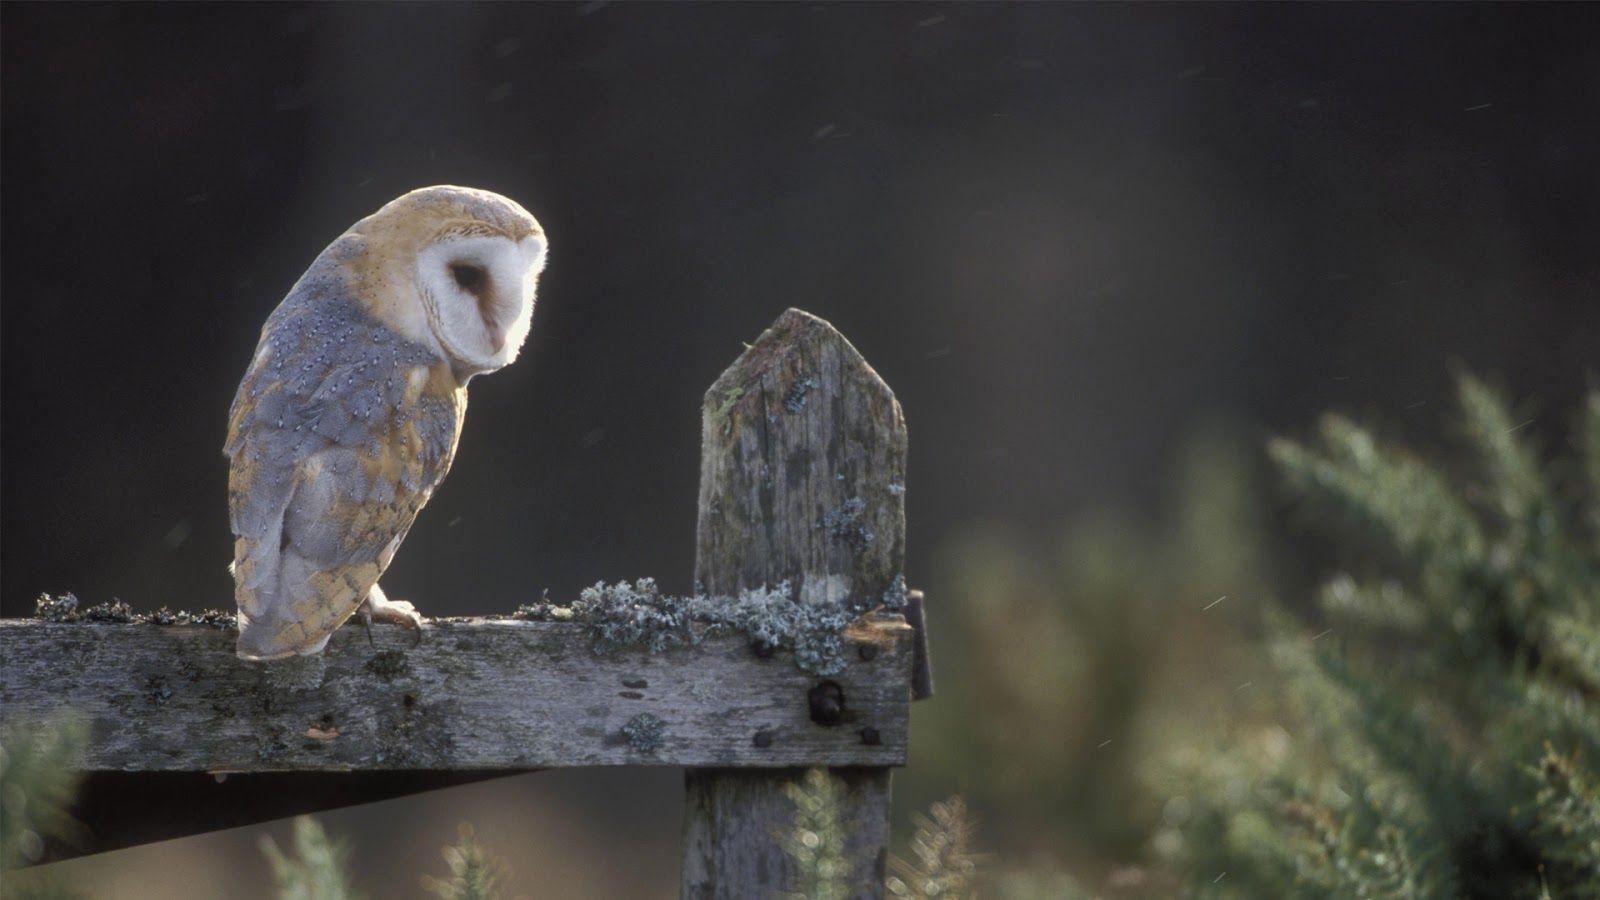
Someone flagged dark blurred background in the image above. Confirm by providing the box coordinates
[3,3,1596,896]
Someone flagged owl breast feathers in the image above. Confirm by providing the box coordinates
[226,186,545,660]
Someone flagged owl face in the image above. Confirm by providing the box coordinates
[415,228,545,373]
[348,185,547,377]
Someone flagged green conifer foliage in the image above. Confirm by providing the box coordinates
[1168,376,1600,898]
[421,823,507,900]
[260,817,361,900]
[0,719,88,898]
[887,797,980,899]
[778,768,852,900]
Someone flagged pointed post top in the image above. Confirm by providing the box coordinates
[695,309,907,610]
[703,308,887,403]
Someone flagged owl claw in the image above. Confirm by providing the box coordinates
[358,588,424,647]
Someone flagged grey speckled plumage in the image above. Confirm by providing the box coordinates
[226,279,463,659]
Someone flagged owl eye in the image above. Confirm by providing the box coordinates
[451,264,487,295]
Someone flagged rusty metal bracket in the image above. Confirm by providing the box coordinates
[905,589,934,701]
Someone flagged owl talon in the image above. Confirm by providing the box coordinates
[361,587,424,647]
[360,605,375,648]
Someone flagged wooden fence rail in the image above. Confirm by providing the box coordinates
[1,308,928,899]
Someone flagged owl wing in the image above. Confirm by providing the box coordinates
[226,296,462,660]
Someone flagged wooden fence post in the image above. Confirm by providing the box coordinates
[683,309,908,899]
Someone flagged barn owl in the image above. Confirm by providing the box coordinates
[225,186,547,660]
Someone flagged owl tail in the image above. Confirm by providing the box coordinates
[236,616,332,661]
[235,626,290,661]
[234,558,300,660]
[236,615,302,661]
[233,533,342,661]
[235,568,337,661]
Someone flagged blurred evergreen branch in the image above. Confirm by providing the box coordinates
[886,796,980,899]
[0,718,88,898]
[260,817,360,900]
[778,768,851,900]
[257,818,515,900]
[421,822,507,900]
[1164,375,1600,898]
[0,719,86,870]
[780,770,993,899]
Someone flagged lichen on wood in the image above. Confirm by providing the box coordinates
[34,593,236,629]
[512,578,876,676]
[36,574,887,678]
[622,713,665,754]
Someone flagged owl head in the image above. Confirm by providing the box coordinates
[343,185,548,377]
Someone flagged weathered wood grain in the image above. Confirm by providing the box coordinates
[0,616,911,771]
[686,309,907,899]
